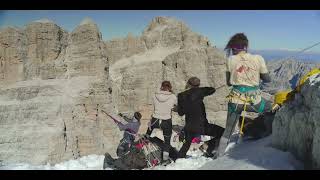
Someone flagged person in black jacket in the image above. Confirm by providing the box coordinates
[177,77,225,159]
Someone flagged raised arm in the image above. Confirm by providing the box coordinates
[119,113,132,122]
[201,87,216,97]
[116,121,127,131]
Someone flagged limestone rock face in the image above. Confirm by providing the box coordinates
[141,16,210,50]
[143,16,183,48]
[0,27,26,85]
[65,19,107,77]
[0,18,117,166]
[162,47,228,127]
[105,33,147,65]
[0,16,229,165]
[0,77,118,165]
[109,17,228,130]
[24,21,69,80]
[272,74,320,169]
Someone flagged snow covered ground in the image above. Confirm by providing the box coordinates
[0,135,303,170]
[0,155,107,170]
[199,136,303,170]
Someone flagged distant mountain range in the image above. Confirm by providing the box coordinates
[262,59,319,94]
[217,48,320,62]
[251,49,320,62]
[252,50,320,93]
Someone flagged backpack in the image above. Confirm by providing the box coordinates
[135,137,162,168]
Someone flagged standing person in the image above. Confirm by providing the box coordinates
[217,33,273,157]
[146,81,177,149]
[177,77,225,159]
[115,112,142,158]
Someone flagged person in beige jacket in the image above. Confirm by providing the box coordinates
[146,81,177,156]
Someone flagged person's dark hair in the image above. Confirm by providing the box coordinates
[161,81,172,92]
[134,112,142,121]
[224,33,248,57]
[185,77,200,89]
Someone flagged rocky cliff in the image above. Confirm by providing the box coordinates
[0,18,117,165]
[0,16,228,165]
[0,26,26,85]
[272,73,320,169]
[107,17,228,131]
[23,19,69,80]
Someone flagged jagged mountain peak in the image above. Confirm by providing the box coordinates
[79,17,96,26]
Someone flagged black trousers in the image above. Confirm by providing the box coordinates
[146,117,172,150]
[149,137,179,161]
[178,124,225,158]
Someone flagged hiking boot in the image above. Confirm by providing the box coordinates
[103,153,115,169]
[161,159,172,166]
[203,151,218,159]
[176,154,191,160]
[199,143,208,153]
[162,151,169,161]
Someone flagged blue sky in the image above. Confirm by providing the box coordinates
[1,10,320,53]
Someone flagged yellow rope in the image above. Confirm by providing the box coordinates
[239,97,249,136]
[226,92,251,139]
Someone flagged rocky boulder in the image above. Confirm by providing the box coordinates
[272,73,320,169]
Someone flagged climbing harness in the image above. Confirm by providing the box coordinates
[225,85,265,144]
[226,86,265,113]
